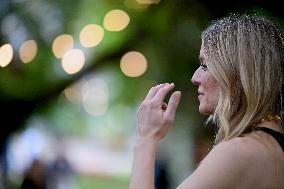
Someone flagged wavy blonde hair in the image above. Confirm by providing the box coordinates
[201,15,284,143]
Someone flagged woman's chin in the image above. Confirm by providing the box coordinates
[198,105,213,116]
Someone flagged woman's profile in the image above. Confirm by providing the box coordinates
[130,14,284,189]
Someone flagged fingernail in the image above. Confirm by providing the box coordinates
[174,91,181,97]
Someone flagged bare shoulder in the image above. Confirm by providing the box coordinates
[204,136,259,169]
[209,133,275,167]
[213,135,265,159]
[177,136,262,189]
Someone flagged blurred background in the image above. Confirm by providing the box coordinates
[0,0,283,188]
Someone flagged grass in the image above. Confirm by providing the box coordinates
[77,175,129,189]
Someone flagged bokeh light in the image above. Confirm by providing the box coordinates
[64,87,81,103]
[124,0,148,9]
[19,40,38,63]
[52,34,74,58]
[136,0,160,4]
[63,79,87,103]
[82,78,108,116]
[103,10,130,31]
[79,24,104,47]
[0,44,13,68]
[61,49,85,74]
[120,51,147,77]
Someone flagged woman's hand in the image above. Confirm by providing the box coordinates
[136,83,181,143]
[130,83,181,189]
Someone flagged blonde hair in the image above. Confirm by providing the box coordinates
[201,15,284,143]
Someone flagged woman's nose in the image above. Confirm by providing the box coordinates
[191,69,201,86]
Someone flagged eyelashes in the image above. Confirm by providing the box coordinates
[199,57,207,71]
[200,64,208,71]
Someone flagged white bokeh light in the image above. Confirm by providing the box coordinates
[61,49,85,74]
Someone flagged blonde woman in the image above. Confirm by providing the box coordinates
[130,15,284,189]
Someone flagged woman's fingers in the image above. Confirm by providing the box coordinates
[136,84,181,141]
[153,83,175,104]
[161,102,168,111]
[144,83,168,101]
[164,91,181,122]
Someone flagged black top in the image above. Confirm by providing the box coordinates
[254,127,284,152]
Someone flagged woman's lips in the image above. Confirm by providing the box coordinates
[198,92,204,99]
[198,91,204,95]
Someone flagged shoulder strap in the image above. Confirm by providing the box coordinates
[254,127,284,152]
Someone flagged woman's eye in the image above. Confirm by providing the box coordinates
[200,64,208,71]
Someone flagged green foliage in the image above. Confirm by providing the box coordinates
[77,175,129,189]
